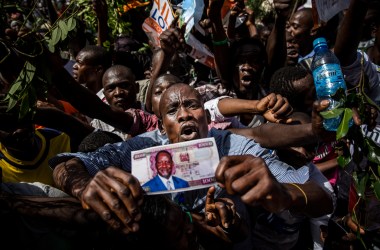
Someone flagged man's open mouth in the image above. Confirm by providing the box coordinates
[240,74,253,87]
[180,124,199,141]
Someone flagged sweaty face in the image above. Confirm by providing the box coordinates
[72,51,99,85]
[160,84,209,143]
[156,152,173,179]
[232,45,264,97]
[103,69,137,111]
[288,11,313,49]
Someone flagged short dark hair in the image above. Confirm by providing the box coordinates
[78,130,123,153]
[102,64,136,84]
[79,45,112,69]
[230,37,267,66]
[269,66,310,108]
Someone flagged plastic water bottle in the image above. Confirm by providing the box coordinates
[311,37,349,131]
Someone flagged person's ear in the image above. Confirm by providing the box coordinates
[310,27,318,37]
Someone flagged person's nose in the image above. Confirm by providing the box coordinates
[239,63,255,72]
[72,62,79,70]
[177,106,193,123]
[114,86,125,96]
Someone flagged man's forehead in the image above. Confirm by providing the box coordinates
[104,70,134,84]
[162,86,199,103]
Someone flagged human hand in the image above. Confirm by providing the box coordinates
[79,166,144,234]
[342,213,365,241]
[352,104,378,130]
[273,0,292,19]
[311,100,336,141]
[205,186,237,229]
[159,17,188,57]
[257,93,293,123]
[230,1,244,19]
[215,155,292,213]
[244,5,256,26]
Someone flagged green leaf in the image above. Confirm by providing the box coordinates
[336,108,353,140]
[47,40,55,53]
[7,97,17,111]
[7,80,22,96]
[375,181,380,200]
[378,165,380,176]
[19,94,29,119]
[356,173,368,197]
[58,20,68,40]
[25,61,36,82]
[337,155,351,168]
[66,17,76,31]
[365,138,380,165]
[51,28,61,46]
[320,108,345,119]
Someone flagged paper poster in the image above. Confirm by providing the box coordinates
[315,0,350,22]
[142,0,175,47]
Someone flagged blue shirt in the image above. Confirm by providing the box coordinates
[50,128,309,184]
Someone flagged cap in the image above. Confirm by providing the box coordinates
[313,37,327,48]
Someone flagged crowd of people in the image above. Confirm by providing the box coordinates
[0,0,380,249]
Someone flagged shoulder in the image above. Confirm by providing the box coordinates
[143,176,159,186]
[36,127,68,140]
[209,128,264,156]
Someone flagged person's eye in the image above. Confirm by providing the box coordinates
[154,90,162,96]
[167,108,177,115]
[188,103,200,109]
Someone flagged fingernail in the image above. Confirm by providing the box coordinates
[224,222,229,228]
[321,100,329,105]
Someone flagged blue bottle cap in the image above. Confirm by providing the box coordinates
[313,37,327,48]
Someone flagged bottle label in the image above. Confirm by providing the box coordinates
[312,63,346,97]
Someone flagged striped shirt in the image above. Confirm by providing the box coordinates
[50,128,310,184]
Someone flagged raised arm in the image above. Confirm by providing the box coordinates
[334,0,369,67]
[266,0,292,71]
[208,0,231,88]
[145,19,184,113]
[93,0,110,47]
[45,53,136,134]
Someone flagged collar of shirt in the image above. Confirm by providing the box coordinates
[158,174,174,189]
[298,50,315,63]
